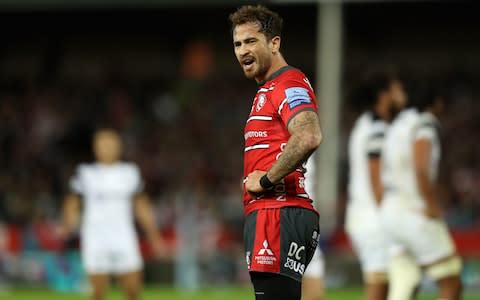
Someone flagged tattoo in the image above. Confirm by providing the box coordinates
[267,110,322,183]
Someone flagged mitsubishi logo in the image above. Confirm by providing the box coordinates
[258,240,274,256]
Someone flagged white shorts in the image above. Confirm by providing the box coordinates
[381,195,456,265]
[304,247,325,278]
[81,235,143,275]
[345,207,389,273]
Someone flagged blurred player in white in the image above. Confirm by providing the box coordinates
[345,72,406,300]
[302,155,325,300]
[381,84,462,299]
[62,129,166,300]
[345,72,408,300]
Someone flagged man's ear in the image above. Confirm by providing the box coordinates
[271,36,281,54]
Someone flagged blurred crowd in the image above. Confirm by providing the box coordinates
[0,43,479,253]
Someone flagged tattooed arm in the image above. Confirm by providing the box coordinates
[267,110,322,182]
[245,110,322,194]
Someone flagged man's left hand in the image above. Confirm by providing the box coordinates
[245,170,267,195]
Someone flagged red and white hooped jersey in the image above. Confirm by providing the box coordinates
[243,66,319,216]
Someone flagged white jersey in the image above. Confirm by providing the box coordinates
[345,112,390,273]
[70,162,143,239]
[381,108,440,209]
[303,155,326,278]
[347,112,387,212]
[380,109,454,265]
[304,156,316,202]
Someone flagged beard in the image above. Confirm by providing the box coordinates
[389,104,403,119]
[243,54,271,81]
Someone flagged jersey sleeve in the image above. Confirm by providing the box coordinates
[413,117,439,141]
[366,121,387,157]
[69,165,85,195]
[131,164,145,194]
[271,78,318,126]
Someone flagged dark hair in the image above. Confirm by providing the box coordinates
[351,69,398,111]
[410,79,447,111]
[229,5,283,41]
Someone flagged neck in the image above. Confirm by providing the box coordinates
[374,99,390,121]
[256,53,288,83]
[98,159,117,165]
[424,107,439,118]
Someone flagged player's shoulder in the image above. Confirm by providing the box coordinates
[417,111,439,127]
[116,161,142,177]
[353,112,384,132]
[117,161,140,171]
[414,112,440,137]
[370,114,388,133]
[350,112,369,133]
[275,67,312,90]
[356,111,373,125]
[75,163,94,173]
[393,108,418,127]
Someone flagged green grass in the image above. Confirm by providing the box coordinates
[0,286,478,300]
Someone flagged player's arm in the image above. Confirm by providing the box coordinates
[413,138,440,218]
[268,110,322,182]
[366,130,385,205]
[134,193,168,258]
[246,110,322,193]
[61,193,81,237]
[368,156,383,205]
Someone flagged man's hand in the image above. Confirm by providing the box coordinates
[245,170,267,196]
[150,235,169,260]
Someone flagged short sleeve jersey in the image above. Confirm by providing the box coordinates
[414,112,441,182]
[243,66,318,215]
[70,162,144,235]
[381,108,419,199]
[347,112,387,211]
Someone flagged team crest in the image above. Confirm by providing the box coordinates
[256,94,266,112]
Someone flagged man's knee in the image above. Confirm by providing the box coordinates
[364,272,388,285]
[388,254,421,300]
[425,255,462,281]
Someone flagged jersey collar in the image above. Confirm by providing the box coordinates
[258,65,295,86]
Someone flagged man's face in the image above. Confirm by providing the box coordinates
[389,80,408,113]
[233,22,274,82]
[93,130,122,164]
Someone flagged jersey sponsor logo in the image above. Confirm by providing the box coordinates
[284,257,305,275]
[254,240,276,265]
[285,87,311,109]
[244,130,268,140]
[258,240,274,255]
[256,94,267,112]
[288,242,305,260]
[284,242,306,275]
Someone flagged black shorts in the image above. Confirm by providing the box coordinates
[250,271,301,300]
[244,207,319,282]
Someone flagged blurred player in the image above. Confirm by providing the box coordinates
[302,156,325,300]
[230,5,322,300]
[61,129,166,300]
[381,84,462,300]
[345,71,406,300]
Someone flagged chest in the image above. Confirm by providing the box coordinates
[82,168,137,199]
[246,87,281,129]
